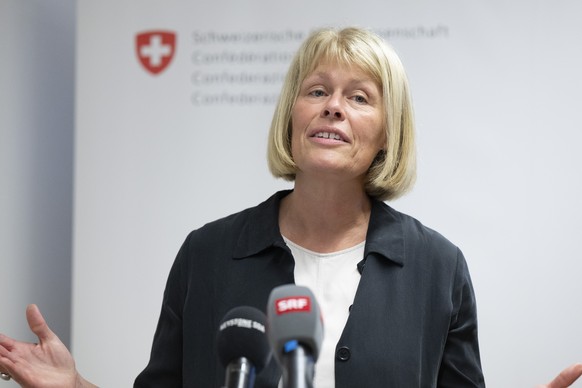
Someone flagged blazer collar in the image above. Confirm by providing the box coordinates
[364,198,405,267]
[233,190,291,259]
[233,190,405,267]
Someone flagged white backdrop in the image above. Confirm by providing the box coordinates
[74,1,582,386]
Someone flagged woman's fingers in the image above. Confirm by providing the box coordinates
[546,363,582,388]
[0,334,14,351]
[26,304,55,344]
[0,341,16,380]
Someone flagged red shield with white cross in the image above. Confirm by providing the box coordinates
[135,30,176,75]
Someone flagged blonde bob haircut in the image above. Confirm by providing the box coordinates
[267,27,416,201]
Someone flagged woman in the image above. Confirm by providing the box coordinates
[1,27,580,388]
[134,26,483,387]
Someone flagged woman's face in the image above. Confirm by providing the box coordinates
[290,62,386,183]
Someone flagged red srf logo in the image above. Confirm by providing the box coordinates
[275,296,311,315]
[135,30,176,75]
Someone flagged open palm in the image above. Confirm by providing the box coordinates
[0,305,78,388]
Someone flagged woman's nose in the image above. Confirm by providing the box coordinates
[323,109,343,119]
[321,96,344,120]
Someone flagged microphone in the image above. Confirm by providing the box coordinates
[216,306,272,388]
[266,285,324,388]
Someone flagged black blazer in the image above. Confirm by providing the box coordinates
[134,190,485,387]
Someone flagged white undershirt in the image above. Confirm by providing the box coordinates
[281,236,364,388]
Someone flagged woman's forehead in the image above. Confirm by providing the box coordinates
[303,60,381,87]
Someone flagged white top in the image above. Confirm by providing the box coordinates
[282,236,364,388]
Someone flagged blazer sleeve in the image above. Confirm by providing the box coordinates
[437,248,486,387]
[133,238,188,387]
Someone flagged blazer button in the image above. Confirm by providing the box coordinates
[336,346,351,361]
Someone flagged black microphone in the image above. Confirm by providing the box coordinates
[266,285,324,388]
[216,306,272,388]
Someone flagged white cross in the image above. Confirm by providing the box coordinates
[140,35,171,67]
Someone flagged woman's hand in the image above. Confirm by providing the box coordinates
[537,363,582,388]
[0,304,96,388]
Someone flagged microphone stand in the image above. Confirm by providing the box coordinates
[224,357,255,388]
[281,341,315,388]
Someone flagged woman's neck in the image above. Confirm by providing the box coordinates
[279,177,372,253]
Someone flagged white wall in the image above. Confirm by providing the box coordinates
[0,1,75,387]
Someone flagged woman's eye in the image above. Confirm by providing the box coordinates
[353,95,368,104]
[309,89,326,97]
